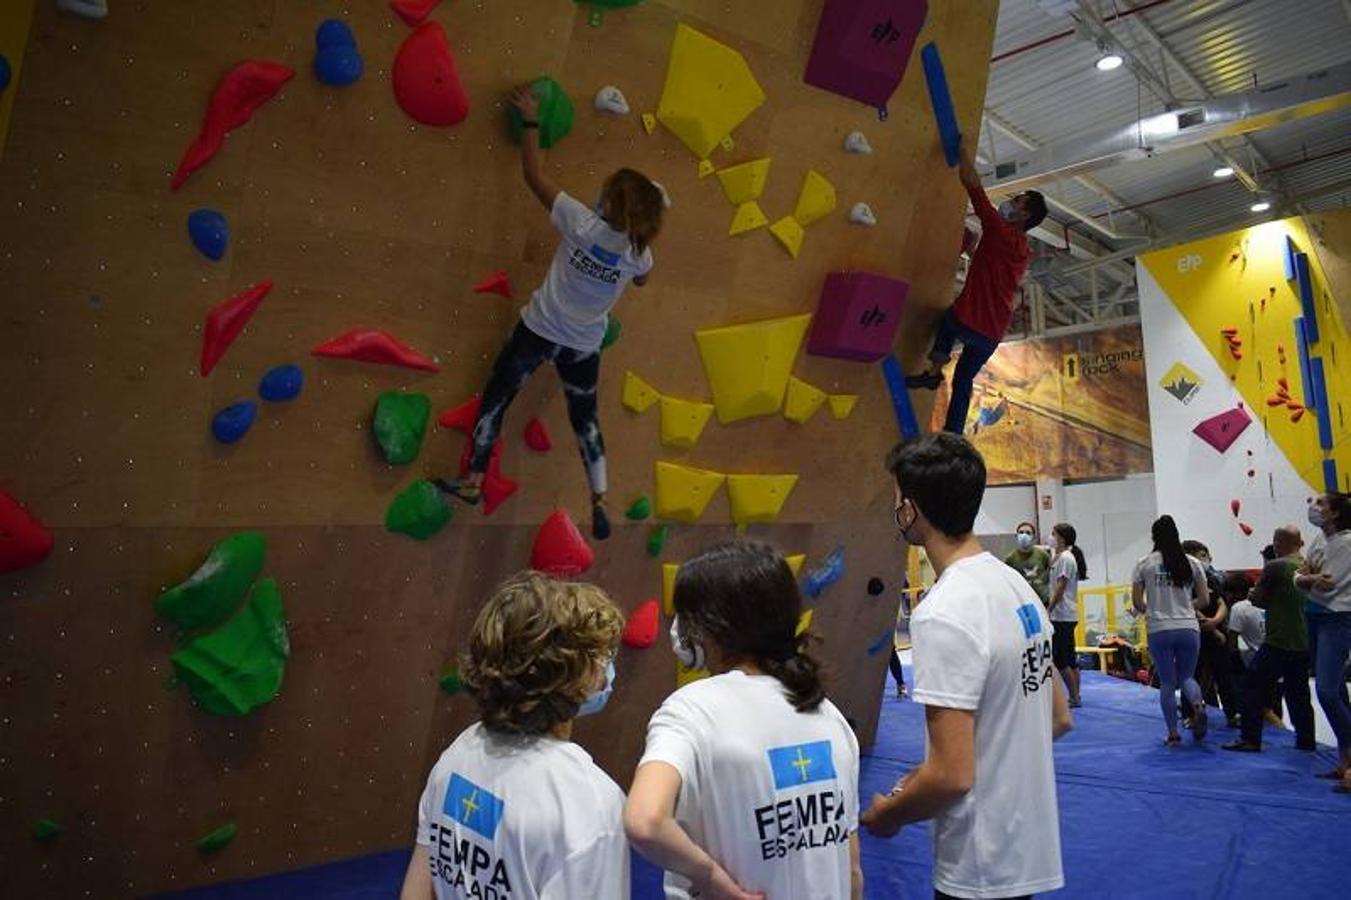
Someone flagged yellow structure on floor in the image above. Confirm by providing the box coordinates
[655,461,726,523]
[656,23,767,159]
[659,396,715,448]
[696,313,813,424]
[783,375,828,424]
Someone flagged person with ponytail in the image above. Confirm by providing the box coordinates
[1049,523,1087,708]
[436,84,666,541]
[625,541,862,900]
[1132,515,1212,745]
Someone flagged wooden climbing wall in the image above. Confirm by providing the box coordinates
[0,0,997,894]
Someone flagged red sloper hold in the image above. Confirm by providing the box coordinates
[200,280,273,377]
[171,61,294,191]
[1230,499,1241,517]
[524,418,552,452]
[1239,522,1254,536]
[473,270,513,298]
[439,395,482,433]
[455,438,518,516]
[392,22,470,127]
[390,0,440,27]
[531,509,594,578]
[622,600,661,649]
[311,328,440,372]
[0,489,54,574]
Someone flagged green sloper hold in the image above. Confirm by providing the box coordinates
[625,496,650,520]
[439,663,463,695]
[387,480,453,540]
[508,76,574,150]
[33,818,63,840]
[373,391,431,466]
[197,822,238,853]
[646,523,669,558]
[600,317,622,351]
[171,578,289,716]
[155,532,266,634]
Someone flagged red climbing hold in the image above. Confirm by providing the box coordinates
[1230,499,1241,517]
[171,61,294,191]
[0,489,54,574]
[1239,522,1254,536]
[473,270,514,298]
[1291,407,1306,423]
[531,509,594,578]
[438,395,482,433]
[524,418,552,452]
[1266,394,1288,407]
[200,280,273,377]
[390,0,440,27]
[1220,327,1238,336]
[452,438,517,516]
[622,600,661,649]
[312,328,440,372]
[392,22,469,127]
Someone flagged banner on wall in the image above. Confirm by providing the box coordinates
[932,324,1153,485]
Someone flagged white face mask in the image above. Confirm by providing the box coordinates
[998,200,1017,222]
[668,616,705,670]
[576,660,615,718]
[1016,532,1034,551]
[1309,505,1325,527]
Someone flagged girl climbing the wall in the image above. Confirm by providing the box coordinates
[436,85,665,541]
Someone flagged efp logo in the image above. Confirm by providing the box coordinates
[767,740,837,790]
[1016,603,1043,639]
[1176,253,1203,273]
[589,244,621,267]
[443,773,505,841]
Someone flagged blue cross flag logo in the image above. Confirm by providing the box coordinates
[443,773,505,841]
[767,740,837,790]
[1016,603,1043,639]
[589,244,621,266]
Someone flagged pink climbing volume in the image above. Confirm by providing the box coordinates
[200,280,274,377]
[171,61,294,191]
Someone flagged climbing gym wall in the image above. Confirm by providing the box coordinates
[1138,210,1351,567]
[0,0,997,894]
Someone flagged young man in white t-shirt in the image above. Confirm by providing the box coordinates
[401,574,628,900]
[863,433,1071,900]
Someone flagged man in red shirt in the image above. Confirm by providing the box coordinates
[907,141,1046,434]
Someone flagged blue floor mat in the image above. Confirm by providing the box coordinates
[160,671,1351,899]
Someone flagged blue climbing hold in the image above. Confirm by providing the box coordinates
[187,209,230,262]
[866,628,893,656]
[212,401,257,444]
[258,364,304,402]
[314,19,363,87]
[804,546,845,599]
[0,55,11,95]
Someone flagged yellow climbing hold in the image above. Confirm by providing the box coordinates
[622,371,661,414]
[796,608,813,636]
[726,473,799,526]
[662,561,680,615]
[793,169,837,226]
[676,659,710,688]
[769,216,805,258]
[659,396,715,449]
[641,112,656,134]
[695,313,813,424]
[655,461,726,523]
[783,375,828,424]
[656,23,767,159]
[828,394,859,419]
[697,159,716,179]
[716,157,771,205]
[729,201,769,236]
[785,553,807,577]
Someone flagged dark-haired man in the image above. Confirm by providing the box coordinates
[907,140,1047,435]
[863,433,1070,900]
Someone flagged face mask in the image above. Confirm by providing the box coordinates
[1016,533,1034,551]
[576,660,615,718]
[998,200,1017,222]
[1309,505,1325,527]
[669,616,706,670]
[894,500,921,545]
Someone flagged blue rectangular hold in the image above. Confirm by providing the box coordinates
[920,42,961,168]
[1295,319,1316,412]
[1283,235,1298,282]
[1295,252,1320,344]
[767,740,837,790]
[881,354,921,439]
[1311,357,1333,450]
[1324,458,1340,494]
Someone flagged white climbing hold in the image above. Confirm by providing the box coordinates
[849,202,877,226]
[650,179,673,209]
[57,0,107,18]
[844,131,873,154]
[594,85,630,116]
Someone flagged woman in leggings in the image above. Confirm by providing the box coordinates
[1133,515,1212,745]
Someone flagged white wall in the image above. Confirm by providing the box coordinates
[1063,474,1157,586]
[975,483,1036,536]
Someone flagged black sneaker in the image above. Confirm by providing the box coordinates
[433,478,482,507]
[592,503,611,541]
[905,371,943,390]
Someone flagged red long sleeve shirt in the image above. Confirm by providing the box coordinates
[951,183,1030,342]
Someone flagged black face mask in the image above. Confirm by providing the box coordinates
[894,498,920,544]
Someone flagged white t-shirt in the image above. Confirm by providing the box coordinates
[1131,552,1207,633]
[1049,550,1080,623]
[638,670,859,899]
[1226,599,1265,666]
[414,722,628,900]
[909,552,1064,899]
[520,192,654,353]
[1310,530,1351,612]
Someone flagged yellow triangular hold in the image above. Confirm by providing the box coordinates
[769,216,805,259]
[695,313,813,424]
[726,473,799,526]
[793,169,837,226]
[641,112,656,134]
[828,394,859,419]
[729,201,768,236]
[676,659,710,688]
[622,371,661,413]
[785,553,807,577]
[784,375,828,424]
[655,461,726,523]
[656,23,767,159]
[659,396,715,448]
[697,159,715,179]
[716,157,772,205]
[795,608,813,637]
[662,561,680,615]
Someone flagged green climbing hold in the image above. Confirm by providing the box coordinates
[155,532,266,634]
[373,391,431,466]
[601,316,622,351]
[386,480,453,540]
[625,496,650,521]
[32,818,63,841]
[170,578,290,716]
[439,663,464,695]
[197,822,238,853]
[508,75,574,150]
[646,523,669,558]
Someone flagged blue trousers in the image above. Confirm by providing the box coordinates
[929,308,999,434]
[1313,611,1351,756]
[1148,629,1202,736]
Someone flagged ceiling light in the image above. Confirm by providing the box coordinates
[1251,200,1271,213]
[1213,166,1234,178]
[1096,53,1124,71]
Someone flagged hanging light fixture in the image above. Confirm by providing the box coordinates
[1096,52,1124,71]
[1213,166,1234,178]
